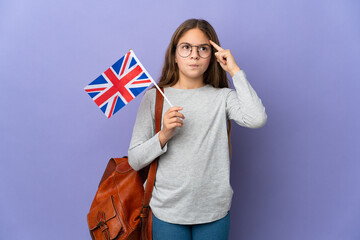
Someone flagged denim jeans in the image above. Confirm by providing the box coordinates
[152,211,230,240]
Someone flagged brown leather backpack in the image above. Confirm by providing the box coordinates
[87,87,233,240]
[87,87,165,240]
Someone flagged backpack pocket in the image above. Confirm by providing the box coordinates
[87,196,123,240]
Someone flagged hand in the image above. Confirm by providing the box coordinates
[209,40,241,77]
[159,106,185,147]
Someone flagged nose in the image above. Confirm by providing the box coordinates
[189,46,200,59]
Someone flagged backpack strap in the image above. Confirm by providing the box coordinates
[142,87,164,213]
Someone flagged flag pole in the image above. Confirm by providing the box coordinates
[130,49,174,108]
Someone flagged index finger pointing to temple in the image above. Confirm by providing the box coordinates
[209,40,224,52]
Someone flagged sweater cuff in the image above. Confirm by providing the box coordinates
[231,70,251,94]
[232,70,246,83]
[128,132,168,171]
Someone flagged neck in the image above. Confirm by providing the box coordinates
[172,75,205,90]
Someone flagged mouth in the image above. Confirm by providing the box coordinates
[189,64,199,68]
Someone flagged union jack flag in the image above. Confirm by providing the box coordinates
[84,50,153,118]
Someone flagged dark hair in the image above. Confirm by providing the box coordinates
[150,18,229,90]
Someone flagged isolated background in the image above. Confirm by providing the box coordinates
[1,0,359,239]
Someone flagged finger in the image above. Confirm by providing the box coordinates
[217,58,226,65]
[169,120,183,128]
[168,106,183,113]
[176,112,185,119]
[170,111,185,119]
[172,122,183,128]
[170,118,183,125]
[215,52,227,65]
[165,114,183,122]
[209,40,224,52]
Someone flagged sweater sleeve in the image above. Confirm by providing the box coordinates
[128,90,168,171]
[226,70,267,128]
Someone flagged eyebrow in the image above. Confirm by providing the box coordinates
[179,42,210,46]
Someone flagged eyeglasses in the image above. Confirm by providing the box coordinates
[176,43,212,59]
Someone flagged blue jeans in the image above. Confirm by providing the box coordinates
[152,212,230,240]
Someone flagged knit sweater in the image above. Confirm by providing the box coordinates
[128,70,267,224]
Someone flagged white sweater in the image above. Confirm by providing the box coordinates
[128,70,267,224]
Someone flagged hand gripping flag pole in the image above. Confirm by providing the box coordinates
[130,49,173,108]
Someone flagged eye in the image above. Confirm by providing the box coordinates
[199,45,210,52]
[181,44,190,50]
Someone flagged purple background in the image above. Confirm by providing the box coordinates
[1,0,359,239]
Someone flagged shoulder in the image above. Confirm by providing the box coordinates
[212,87,237,106]
[199,84,234,101]
[135,88,157,119]
[209,85,234,97]
[142,87,157,102]
[144,87,157,96]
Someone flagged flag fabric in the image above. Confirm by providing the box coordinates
[84,50,153,118]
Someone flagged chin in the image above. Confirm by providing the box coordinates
[183,71,206,79]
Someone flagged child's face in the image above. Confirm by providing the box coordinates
[175,28,211,82]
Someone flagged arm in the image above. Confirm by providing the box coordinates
[209,40,267,128]
[128,90,168,171]
[226,70,267,128]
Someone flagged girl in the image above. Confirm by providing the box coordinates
[128,19,267,240]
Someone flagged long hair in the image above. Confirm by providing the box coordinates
[150,19,229,91]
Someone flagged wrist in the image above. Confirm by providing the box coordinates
[158,131,168,148]
[229,66,241,77]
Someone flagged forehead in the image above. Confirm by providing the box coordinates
[178,28,209,45]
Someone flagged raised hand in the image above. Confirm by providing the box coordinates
[209,40,241,77]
